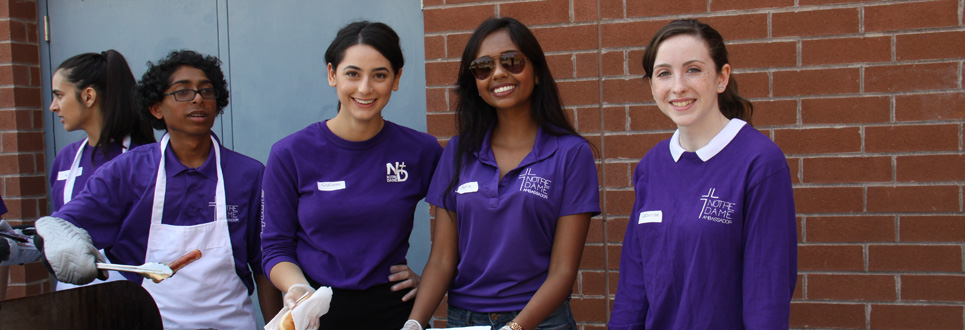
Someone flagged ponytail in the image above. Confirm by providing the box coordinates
[57,50,155,163]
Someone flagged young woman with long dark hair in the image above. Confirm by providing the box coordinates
[405,17,600,330]
[261,21,443,329]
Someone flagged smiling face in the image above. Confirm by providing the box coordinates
[50,69,99,132]
[327,44,401,123]
[473,29,536,113]
[149,65,217,138]
[649,34,731,131]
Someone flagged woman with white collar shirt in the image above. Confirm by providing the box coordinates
[609,20,797,329]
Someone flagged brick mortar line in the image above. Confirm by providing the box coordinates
[590,59,965,77]
[799,272,965,276]
[588,0,943,24]
[792,300,965,307]
[424,20,600,37]
[425,0,539,9]
[798,242,965,246]
[790,151,965,157]
[793,181,965,187]
[606,125,965,134]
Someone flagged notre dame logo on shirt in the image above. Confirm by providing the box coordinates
[518,168,551,199]
[386,162,408,182]
[698,188,735,225]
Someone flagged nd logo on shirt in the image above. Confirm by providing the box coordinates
[698,188,736,225]
[518,168,551,199]
[386,162,408,182]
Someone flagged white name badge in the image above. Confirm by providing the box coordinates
[638,210,662,224]
[317,181,346,191]
[456,182,478,194]
[57,168,83,181]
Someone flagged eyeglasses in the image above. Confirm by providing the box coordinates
[163,88,218,102]
[468,51,527,80]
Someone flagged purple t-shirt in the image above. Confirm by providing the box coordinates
[50,139,142,211]
[609,120,797,329]
[261,120,442,290]
[426,126,601,312]
[0,194,6,217]
[52,137,265,293]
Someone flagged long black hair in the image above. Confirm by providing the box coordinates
[443,17,583,211]
[642,19,753,125]
[325,21,404,112]
[56,50,155,160]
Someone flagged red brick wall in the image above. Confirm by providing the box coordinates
[0,0,51,300]
[423,0,965,329]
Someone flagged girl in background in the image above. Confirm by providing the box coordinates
[48,50,155,290]
[609,19,797,329]
[405,17,600,330]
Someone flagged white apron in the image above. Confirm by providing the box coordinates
[56,136,130,291]
[141,134,256,330]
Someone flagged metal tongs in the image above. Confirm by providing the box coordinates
[95,249,202,283]
[96,262,173,282]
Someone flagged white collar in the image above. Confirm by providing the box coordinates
[669,119,747,162]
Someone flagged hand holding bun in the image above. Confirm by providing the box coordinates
[278,291,312,330]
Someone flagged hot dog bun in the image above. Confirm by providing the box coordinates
[279,291,313,330]
[279,310,294,330]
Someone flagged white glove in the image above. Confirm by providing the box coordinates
[401,319,423,330]
[281,283,319,330]
[35,216,107,284]
[498,327,512,330]
[284,283,316,309]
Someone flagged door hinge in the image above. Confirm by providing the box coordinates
[43,15,50,42]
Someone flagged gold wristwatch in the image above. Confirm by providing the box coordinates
[505,321,523,330]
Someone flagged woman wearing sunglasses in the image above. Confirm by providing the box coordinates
[261,21,443,329]
[403,17,600,330]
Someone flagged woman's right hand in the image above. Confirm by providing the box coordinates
[401,319,423,330]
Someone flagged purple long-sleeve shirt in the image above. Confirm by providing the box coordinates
[609,120,797,329]
[260,120,442,290]
[52,137,265,293]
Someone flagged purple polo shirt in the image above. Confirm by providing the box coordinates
[261,120,442,290]
[52,135,265,293]
[609,120,797,329]
[50,139,143,211]
[0,194,6,217]
[426,126,601,312]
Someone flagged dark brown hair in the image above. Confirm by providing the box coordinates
[642,19,753,125]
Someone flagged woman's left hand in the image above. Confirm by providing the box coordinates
[389,264,420,302]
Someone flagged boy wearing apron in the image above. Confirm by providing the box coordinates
[36,50,282,329]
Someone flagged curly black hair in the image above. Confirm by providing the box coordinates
[134,50,229,130]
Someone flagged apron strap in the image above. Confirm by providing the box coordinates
[151,134,227,224]
[63,137,89,205]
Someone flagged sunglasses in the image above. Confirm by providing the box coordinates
[468,51,527,80]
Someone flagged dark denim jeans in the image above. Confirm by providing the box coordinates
[446,299,577,330]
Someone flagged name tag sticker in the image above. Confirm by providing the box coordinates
[317,181,346,191]
[456,182,478,194]
[638,210,662,224]
[56,168,82,181]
